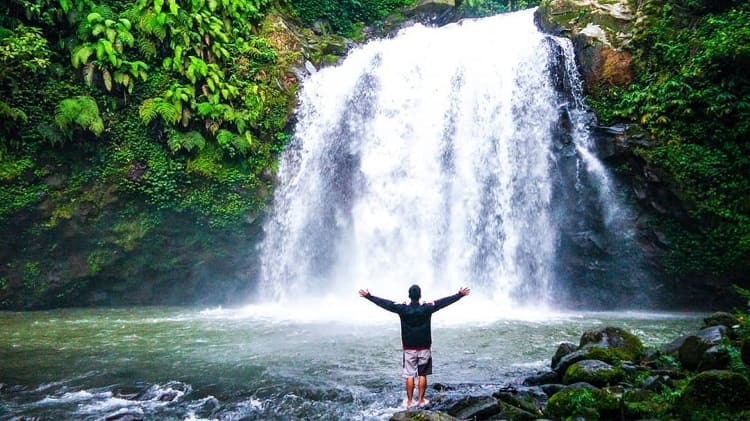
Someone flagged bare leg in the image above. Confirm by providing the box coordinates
[405,377,415,408]
[417,375,427,405]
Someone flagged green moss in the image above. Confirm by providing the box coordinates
[111,216,153,251]
[584,1,750,282]
[678,370,750,416]
[563,360,626,386]
[87,250,116,275]
[580,327,644,362]
[546,387,621,420]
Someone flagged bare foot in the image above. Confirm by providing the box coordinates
[417,398,430,407]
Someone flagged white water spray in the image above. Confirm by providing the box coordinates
[255,9,633,319]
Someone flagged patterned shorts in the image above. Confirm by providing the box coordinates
[402,349,432,378]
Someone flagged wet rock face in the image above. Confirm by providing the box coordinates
[663,325,730,371]
[535,0,636,93]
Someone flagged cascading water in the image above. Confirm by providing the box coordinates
[258,9,647,314]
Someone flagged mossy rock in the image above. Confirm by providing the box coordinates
[622,389,669,419]
[551,341,578,369]
[545,387,620,420]
[584,345,624,365]
[389,409,458,421]
[563,360,625,386]
[579,326,643,362]
[677,370,750,417]
[536,0,634,48]
[702,311,739,329]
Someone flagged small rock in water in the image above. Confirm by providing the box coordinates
[105,413,144,421]
[304,60,317,75]
[390,409,458,421]
[432,382,450,391]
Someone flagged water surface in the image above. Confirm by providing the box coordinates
[0,307,702,420]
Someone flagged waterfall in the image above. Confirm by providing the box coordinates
[257,9,645,313]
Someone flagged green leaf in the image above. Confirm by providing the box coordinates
[102,70,113,91]
[87,12,103,23]
[71,45,94,67]
[169,0,179,15]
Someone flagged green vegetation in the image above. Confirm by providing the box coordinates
[546,387,620,420]
[459,0,540,17]
[0,0,301,309]
[589,0,750,281]
[288,0,415,36]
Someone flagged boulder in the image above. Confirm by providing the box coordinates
[495,401,539,421]
[541,384,565,397]
[552,348,590,376]
[545,387,620,420]
[698,345,731,371]
[444,395,502,420]
[390,409,457,421]
[702,311,739,330]
[622,388,666,420]
[641,375,673,392]
[677,370,750,415]
[579,326,644,361]
[563,360,625,387]
[523,370,561,386]
[662,326,729,370]
[494,388,546,415]
[551,342,577,369]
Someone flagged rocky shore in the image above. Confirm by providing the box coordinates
[391,312,750,420]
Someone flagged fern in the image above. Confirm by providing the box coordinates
[216,129,250,157]
[139,98,181,125]
[167,130,206,153]
[0,101,28,122]
[136,38,157,58]
[54,96,104,137]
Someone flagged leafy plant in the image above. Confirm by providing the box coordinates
[290,0,416,35]
[54,96,105,139]
[71,7,148,94]
[589,0,750,281]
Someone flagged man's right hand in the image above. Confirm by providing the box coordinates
[359,289,370,297]
[459,287,471,297]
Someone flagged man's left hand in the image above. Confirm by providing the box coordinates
[459,287,471,297]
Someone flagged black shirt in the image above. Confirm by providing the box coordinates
[365,293,463,349]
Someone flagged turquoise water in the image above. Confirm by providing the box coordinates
[0,307,702,420]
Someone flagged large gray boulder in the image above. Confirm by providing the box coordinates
[444,395,502,419]
[662,326,729,370]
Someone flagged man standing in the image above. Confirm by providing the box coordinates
[359,285,471,408]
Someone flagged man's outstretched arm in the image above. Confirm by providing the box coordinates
[359,289,402,313]
[429,287,471,312]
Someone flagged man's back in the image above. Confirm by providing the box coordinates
[364,293,463,349]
